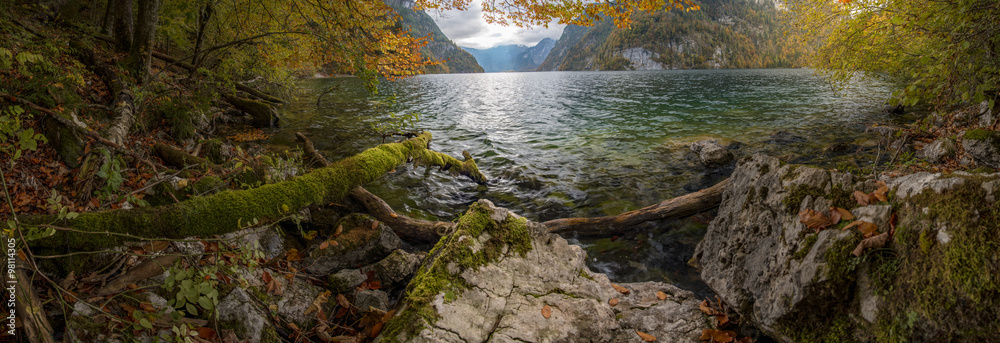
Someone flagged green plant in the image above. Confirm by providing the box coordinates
[0,105,47,163]
[164,265,221,319]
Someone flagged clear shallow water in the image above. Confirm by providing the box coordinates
[273,69,893,293]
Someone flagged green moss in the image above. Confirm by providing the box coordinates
[578,268,595,281]
[785,313,857,343]
[783,183,854,213]
[918,230,933,253]
[378,201,533,342]
[792,234,819,261]
[876,178,1000,341]
[824,233,861,286]
[963,129,998,141]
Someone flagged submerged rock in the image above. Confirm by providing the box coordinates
[690,139,734,167]
[378,200,710,343]
[695,153,1000,342]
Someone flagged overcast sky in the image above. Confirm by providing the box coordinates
[427,7,566,49]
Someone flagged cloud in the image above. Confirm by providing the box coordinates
[428,7,565,49]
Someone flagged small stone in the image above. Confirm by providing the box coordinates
[328,269,366,294]
[689,140,734,167]
[916,137,956,163]
[354,289,389,312]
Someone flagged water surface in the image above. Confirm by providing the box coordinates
[273,69,893,294]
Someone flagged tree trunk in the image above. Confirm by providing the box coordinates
[129,0,160,83]
[23,132,487,251]
[223,95,279,128]
[100,0,114,36]
[191,0,214,74]
[104,89,135,146]
[111,0,133,53]
[542,178,728,236]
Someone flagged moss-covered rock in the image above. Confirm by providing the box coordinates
[378,200,712,343]
[695,153,1000,342]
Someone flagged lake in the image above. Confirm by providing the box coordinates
[273,69,894,294]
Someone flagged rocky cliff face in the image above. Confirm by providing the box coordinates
[539,0,808,71]
[387,0,484,74]
[694,154,1000,342]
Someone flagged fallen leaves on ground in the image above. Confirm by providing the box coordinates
[305,291,331,315]
[873,180,889,202]
[636,330,657,342]
[852,232,890,256]
[699,300,719,315]
[854,190,873,206]
[541,305,552,318]
[336,293,351,309]
[656,291,668,300]
[700,329,738,342]
[609,298,619,306]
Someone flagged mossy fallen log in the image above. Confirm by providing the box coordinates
[153,142,213,169]
[24,132,487,250]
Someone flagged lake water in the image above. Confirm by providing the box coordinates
[273,69,894,294]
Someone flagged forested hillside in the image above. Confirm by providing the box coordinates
[539,0,808,71]
[387,0,484,74]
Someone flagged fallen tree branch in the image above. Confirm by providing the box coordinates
[95,255,179,296]
[14,268,55,343]
[23,132,486,250]
[295,132,456,243]
[542,179,729,236]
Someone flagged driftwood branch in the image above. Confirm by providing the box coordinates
[542,179,728,236]
[295,132,455,243]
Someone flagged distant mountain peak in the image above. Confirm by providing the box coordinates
[463,38,557,72]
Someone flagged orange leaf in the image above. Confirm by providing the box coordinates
[852,232,890,256]
[828,207,842,224]
[609,298,619,306]
[541,305,552,319]
[873,180,889,202]
[371,220,379,230]
[799,209,834,232]
[287,322,301,332]
[334,224,343,237]
[336,293,351,309]
[612,284,630,295]
[319,241,329,250]
[656,291,668,300]
[833,207,854,221]
[389,213,398,218]
[636,330,657,342]
[853,191,872,206]
[262,271,273,284]
[716,313,730,327]
[197,327,217,340]
[699,300,719,315]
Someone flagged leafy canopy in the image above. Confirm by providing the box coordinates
[789,0,1000,108]
[418,0,701,28]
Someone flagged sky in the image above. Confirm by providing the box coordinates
[427,7,566,49]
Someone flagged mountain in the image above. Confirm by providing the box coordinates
[388,0,484,74]
[463,38,556,72]
[538,0,809,71]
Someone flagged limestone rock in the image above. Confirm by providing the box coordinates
[377,200,710,343]
[306,213,402,274]
[365,249,424,287]
[963,129,1000,168]
[217,288,269,343]
[690,139,734,167]
[695,154,1000,342]
[694,154,860,340]
[328,268,367,294]
[354,289,390,312]
[917,137,956,163]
